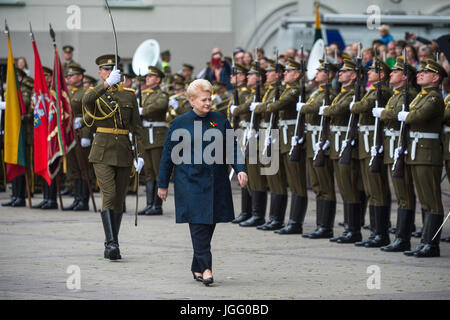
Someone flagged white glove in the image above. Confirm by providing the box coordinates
[250,102,259,112]
[341,140,347,151]
[370,146,378,157]
[372,107,384,118]
[0,99,5,110]
[264,135,271,147]
[139,107,143,115]
[169,98,179,110]
[394,146,408,159]
[349,100,355,111]
[291,136,298,147]
[73,117,82,130]
[296,102,306,112]
[398,111,409,122]
[322,140,330,150]
[106,67,121,87]
[133,157,144,174]
[80,138,91,147]
[319,105,329,115]
[230,105,237,115]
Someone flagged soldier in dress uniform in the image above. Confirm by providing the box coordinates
[228,63,253,223]
[323,59,363,244]
[252,61,289,231]
[83,74,98,88]
[33,66,58,210]
[399,59,447,257]
[181,63,194,81]
[301,59,339,238]
[64,62,94,211]
[82,54,145,260]
[123,73,135,89]
[62,45,76,76]
[372,56,418,252]
[167,76,191,124]
[350,58,393,248]
[212,81,231,116]
[137,66,169,216]
[442,91,450,243]
[233,62,268,227]
[2,70,33,207]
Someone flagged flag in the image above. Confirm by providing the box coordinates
[4,33,27,181]
[313,1,323,44]
[31,36,51,185]
[48,46,76,179]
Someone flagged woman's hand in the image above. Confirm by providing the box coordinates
[157,188,168,201]
[237,172,248,188]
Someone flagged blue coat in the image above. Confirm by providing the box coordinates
[157,109,246,224]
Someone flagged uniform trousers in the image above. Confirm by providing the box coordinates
[410,164,444,215]
[389,164,416,210]
[93,163,131,212]
[307,156,336,201]
[189,223,216,273]
[143,147,163,181]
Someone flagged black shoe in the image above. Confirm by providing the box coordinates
[101,209,120,260]
[381,208,413,252]
[232,212,252,224]
[64,179,81,210]
[257,193,287,231]
[275,223,302,234]
[364,206,390,248]
[11,198,25,207]
[337,202,362,244]
[274,194,307,234]
[192,272,203,282]
[441,235,450,242]
[60,188,72,196]
[258,220,284,231]
[308,200,336,239]
[203,277,214,286]
[414,213,442,258]
[2,197,17,207]
[146,183,163,215]
[41,200,58,210]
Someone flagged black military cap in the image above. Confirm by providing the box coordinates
[147,66,165,79]
[423,59,448,78]
[161,50,171,57]
[63,45,74,53]
[213,81,227,89]
[248,61,264,75]
[391,56,416,76]
[67,62,85,75]
[172,73,186,83]
[234,63,249,74]
[95,54,120,68]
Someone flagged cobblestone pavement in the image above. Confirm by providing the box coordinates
[0,179,449,300]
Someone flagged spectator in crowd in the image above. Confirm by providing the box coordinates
[203,48,232,90]
[395,40,407,57]
[286,48,297,59]
[16,57,30,76]
[379,24,394,45]
[243,51,253,69]
[418,45,435,62]
[405,44,419,68]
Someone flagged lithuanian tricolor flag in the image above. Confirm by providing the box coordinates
[4,32,27,181]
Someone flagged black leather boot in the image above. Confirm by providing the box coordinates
[360,191,368,227]
[11,175,25,207]
[412,209,425,238]
[337,202,362,243]
[414,213,443,258]
[138,180,155,215]
[232,188,252,223]
[302,199,323,238]
[355,205,376,246]
[33,180,48,209]
[73,179,89,211]
[365,206,390,248]
[110,210,123,260]
[275,194,308,234]
[42,181,58,209]
[404,212,427,257]
[330,203,349,242]
[441,235,450,242]
[240,190,267,227]
[64,179,81,210]
[146,180,163,215]
[2,177,17,206]
[257,193,287,231]
[101,209,120,260]
[381,208,413,252]
[309,200,336,239]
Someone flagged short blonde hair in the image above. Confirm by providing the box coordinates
[186,79,212,99]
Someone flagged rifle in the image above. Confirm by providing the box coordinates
[290,45,307,162]
[338,42,363,166]
[263,49,281,158]
[231,57,240,129]
[244,50,262,155]
[368,54,385,173]
[312,53,331,168]
[392,49,410,179]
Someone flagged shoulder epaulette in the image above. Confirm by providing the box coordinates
[123,87,136,93]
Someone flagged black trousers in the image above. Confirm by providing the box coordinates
[189,223,216,273]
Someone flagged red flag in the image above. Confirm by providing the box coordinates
[48,46,75,178]
[31,37,51,185]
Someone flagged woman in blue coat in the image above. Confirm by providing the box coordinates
[157,79,248,286]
